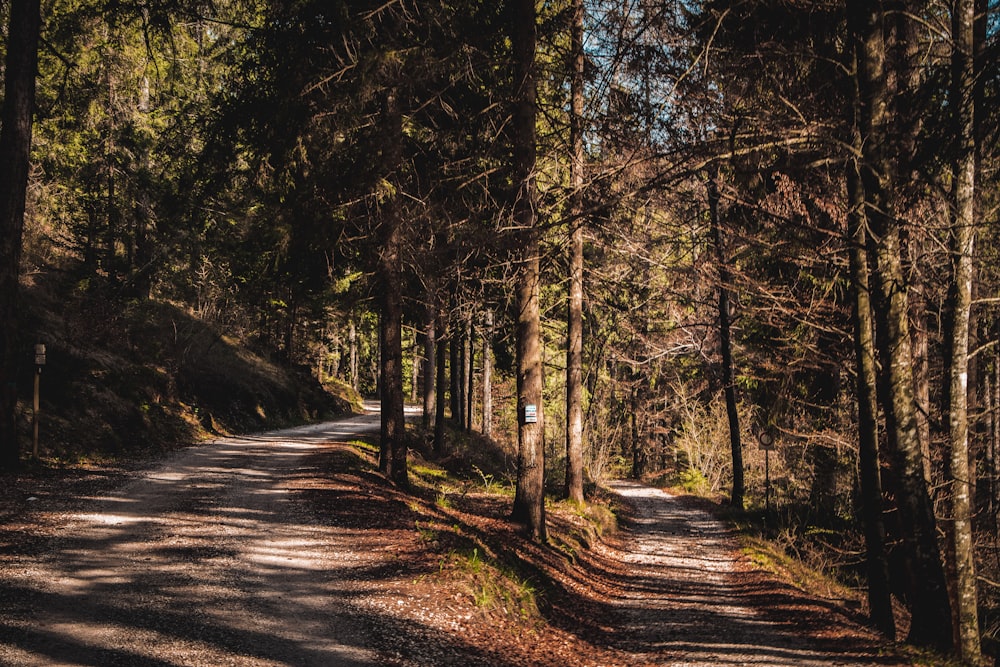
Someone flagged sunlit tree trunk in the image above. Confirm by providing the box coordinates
[852,0,952,650]
[945,0,981,660]
[0,0,41,471]
[564,0,586,505]
[482,310,493,438]
[510,0,546,541]
[912,309,933,483]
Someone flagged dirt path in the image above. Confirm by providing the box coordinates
[0,414,385,666]
[0,416,912,666]
[605,481,909,666]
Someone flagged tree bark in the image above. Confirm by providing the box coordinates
[482,310,493,438]
[434,303,448,455]
[449,303,462,424]
[845,43,895,633]
[852,0,953,650]
[992,338,1000,525]
[0,0,42,471]
[349,318,359,391]
[992,341,1000,525]
[707,165,744,509]
[411,330,420,405]
[377,89,407,488]
[945,0,982,660]
[563,0,586,505]
[510,0,546,541]
[464,312,474,432]
[423,298,436,430]
[912,307,933,484]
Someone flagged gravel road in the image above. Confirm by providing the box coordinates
[0,414,385,666]
[606,481,910,666]
[0,416,911,666]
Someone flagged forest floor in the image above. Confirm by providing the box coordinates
[0,409,924,666]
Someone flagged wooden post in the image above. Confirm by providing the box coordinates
[32,343,44,459]
[32,368,39,459]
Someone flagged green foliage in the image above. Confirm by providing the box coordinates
[678,468,710,495]
[445,547,539,619]
[472,465,510,495]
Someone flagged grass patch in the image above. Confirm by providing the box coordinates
[443,547,539,620]
[472,465,511,496]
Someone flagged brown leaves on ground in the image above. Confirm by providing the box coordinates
[292,443,914,667]
[0,440,916,666]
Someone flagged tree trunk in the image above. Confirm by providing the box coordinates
[377,89,407,488]
[464,312,474,431]
[846,46,895,633]
[630,387,644,478]
[423,299,436,430]
[283,299,298,363]
[449,304,461,424]
[0,0,41,471]
[564,0,586,505]
[434,303,448,455]
[349,319,359,392]
[992,339,1000,525]
[482,310,493,438]
[411,330,420,406]
[105,69,120,286]
[510,0,546,542]
[853,0,953,650]
[707,165,744,509]
[913,308,933,484]
[945,0,981,660]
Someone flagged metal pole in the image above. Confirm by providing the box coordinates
[764,448,771,515]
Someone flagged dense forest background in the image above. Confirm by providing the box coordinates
[1,0,1000,663]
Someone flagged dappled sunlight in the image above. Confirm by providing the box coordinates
[597,481,898,666]
[72,512,149,526]
[0,413,906,666]
[0,417,384,666]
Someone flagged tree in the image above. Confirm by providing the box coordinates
[422,299,437,430]
[377,86,407,487]
[482,310,494,437]
[945,0,982,659]
[510,0,547,542]
[0,0,42,471]
[845,21,894,633]
[563,0,586,505]
[852,0,953,650]
[707,163,744,509]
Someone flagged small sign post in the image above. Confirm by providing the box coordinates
[33,344,45,459]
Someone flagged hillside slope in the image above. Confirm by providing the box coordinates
[14,277,355,462]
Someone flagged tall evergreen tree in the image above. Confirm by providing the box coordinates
[564,0,586,505]
[0,0,42,471]
[510,0,547,542]
[845,21,895,635]
[852,0,953,650]
[945,0,982,659]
